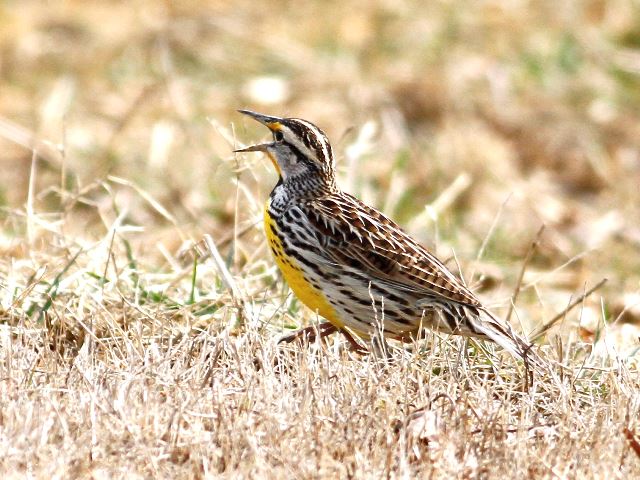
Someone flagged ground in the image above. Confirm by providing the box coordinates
[1,1,640,478]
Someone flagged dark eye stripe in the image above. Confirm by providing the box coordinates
[288,143,311,165]
[285,119,332,163]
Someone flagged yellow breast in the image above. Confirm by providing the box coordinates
[264,202,344,328]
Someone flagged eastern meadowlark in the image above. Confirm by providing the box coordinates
[235,110,543,370]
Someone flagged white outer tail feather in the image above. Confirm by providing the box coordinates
[473,308,548,373]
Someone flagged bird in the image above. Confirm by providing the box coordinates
[235,109,544,371]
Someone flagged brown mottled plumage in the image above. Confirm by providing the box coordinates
[235,110,545,371]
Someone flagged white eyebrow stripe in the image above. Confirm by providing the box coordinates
[282,125,316,160]
[294,119,331,162]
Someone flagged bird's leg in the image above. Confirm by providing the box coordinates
[278,323,368,354]
[338,328,369,354]
[278,322,338,344]
[369,331,394,361]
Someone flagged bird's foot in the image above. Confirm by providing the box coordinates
[278,323,368,354]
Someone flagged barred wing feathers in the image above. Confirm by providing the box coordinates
[300,192,543,367]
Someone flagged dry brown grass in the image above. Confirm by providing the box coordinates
[1,0,640,478]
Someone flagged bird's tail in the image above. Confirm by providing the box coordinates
[471,307,548,374]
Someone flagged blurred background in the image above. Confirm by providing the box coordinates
[1,0,639,354]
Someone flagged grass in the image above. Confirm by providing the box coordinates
[1,0,640,477]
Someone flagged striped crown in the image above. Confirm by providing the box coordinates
[237,110,336,189]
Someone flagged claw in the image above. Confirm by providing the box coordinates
[278,323,368,354]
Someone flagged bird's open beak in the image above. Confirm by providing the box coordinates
[237,109,283,128]
[235,110,284,176]
[234,110,283,153]
[233,143,271,153]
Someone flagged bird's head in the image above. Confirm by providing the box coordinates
[235,110,336,189]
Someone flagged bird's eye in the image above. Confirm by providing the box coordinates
[274,131,284,142]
